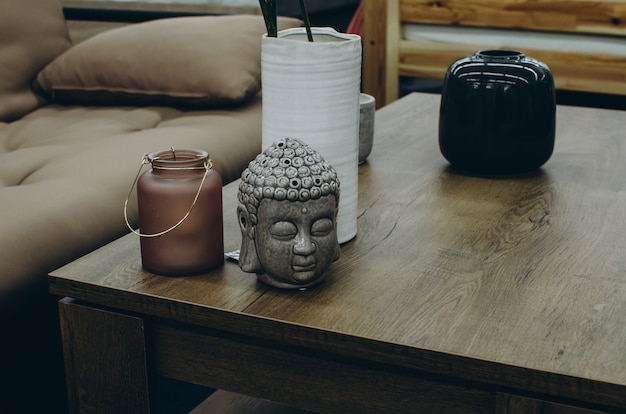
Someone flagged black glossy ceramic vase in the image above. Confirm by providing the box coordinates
[439,50,556,175]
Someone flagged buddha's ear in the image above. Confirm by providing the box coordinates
[237,205,262,273]
[333,202,341,261]
[333,239,341,261]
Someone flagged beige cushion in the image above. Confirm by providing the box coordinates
[34,15,302,108]
[0,0,72,122]
[0,97,263,318]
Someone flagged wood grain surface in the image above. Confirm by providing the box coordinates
[59,299,153,413]
[50,93,626,411]
[396,40,626,96]
[399,0,626,35]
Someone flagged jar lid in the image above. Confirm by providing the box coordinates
[148,148,209,170]
[475,50,525,61]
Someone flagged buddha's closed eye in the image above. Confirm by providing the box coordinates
[270,221,298,240]
[270,217,334,241]
[311,218,333,236]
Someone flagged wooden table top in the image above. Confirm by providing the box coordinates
[49,93,626,408]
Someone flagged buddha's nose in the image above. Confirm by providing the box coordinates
[293,235,316,255]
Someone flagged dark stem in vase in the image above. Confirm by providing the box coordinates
[299,0,314,41]
[259,0,313,41]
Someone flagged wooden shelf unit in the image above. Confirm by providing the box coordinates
[362,0,626,106]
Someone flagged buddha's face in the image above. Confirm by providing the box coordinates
[253,195,338,288]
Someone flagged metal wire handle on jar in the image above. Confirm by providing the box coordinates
[123,153,213,238]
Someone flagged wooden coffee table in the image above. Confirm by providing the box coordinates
[49,93,626,413]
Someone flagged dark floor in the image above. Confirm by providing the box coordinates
[28,377,213,414]
[156,377,216,414]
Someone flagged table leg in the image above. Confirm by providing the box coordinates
[58,298,153,414]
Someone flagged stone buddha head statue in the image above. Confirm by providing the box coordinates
[237,138,340,289]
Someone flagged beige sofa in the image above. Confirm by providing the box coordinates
[0,1,299,410]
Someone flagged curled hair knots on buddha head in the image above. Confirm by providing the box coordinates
[237,138,340,232]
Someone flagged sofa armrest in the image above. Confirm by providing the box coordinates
[62,6,209,23]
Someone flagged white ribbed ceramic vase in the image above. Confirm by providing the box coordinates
[261,27,362,243]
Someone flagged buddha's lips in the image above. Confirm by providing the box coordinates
[292,257,316,273]
[293,264,316,272]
